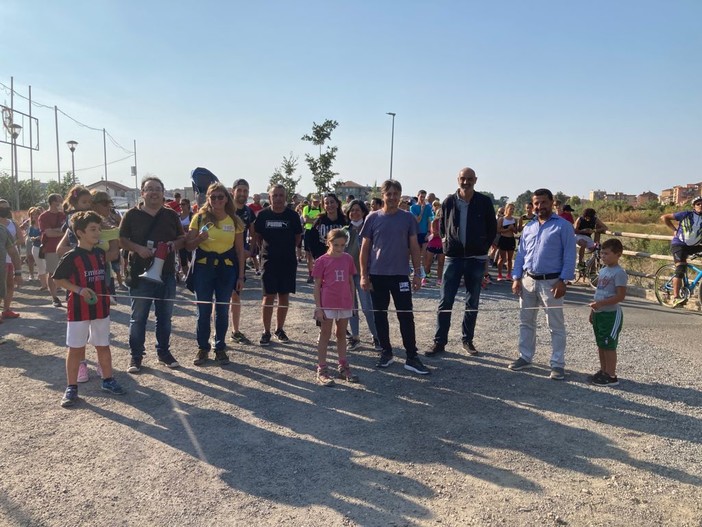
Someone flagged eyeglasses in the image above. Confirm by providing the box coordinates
[142,187,163,193]
[209,194,227,201]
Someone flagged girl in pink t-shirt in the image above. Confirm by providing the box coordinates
[312,229,359,386]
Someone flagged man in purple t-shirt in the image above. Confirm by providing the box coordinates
[360,180,430,376]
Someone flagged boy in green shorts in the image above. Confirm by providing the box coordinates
[588,238,627,386]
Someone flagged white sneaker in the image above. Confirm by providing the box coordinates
[77,361,90,383]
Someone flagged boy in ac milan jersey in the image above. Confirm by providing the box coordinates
[53,211,125,407]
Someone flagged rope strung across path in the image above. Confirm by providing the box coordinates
[101,292,590,314]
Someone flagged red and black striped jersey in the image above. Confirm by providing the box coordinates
[53,247,110,322]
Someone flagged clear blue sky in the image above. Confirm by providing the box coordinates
[2,0,700,201]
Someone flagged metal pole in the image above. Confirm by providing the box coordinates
[10,77,15,196]
[386,112,396,181]
[54,106,61,183]
[103,128,108,182]
[71,150,76,185]
[13,138,20,210]
[133,139,138,205]
[29,85,34,197]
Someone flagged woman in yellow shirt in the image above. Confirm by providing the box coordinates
[185,183,245,366]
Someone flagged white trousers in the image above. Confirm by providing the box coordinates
[518,276,566,369]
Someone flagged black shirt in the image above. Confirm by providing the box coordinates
[254,207,303,262]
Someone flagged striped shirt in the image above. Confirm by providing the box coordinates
[53,247,110,321]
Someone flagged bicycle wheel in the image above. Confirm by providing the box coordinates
[586,257,601,289]
[654,263,690,308]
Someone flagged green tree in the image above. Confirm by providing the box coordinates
[19,179,44,209]
[482,191,496,204]
[569,195,582,207]
[554,191,570,204]
[301,119,339,194]
[368,180,380,200]
[270,153,301,200]
[46,172,74,201]
[0,173,13,205]
[514,189,533,212]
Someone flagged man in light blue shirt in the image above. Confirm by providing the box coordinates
[509,188,576,380]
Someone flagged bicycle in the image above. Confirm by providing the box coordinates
[654,254,702,308]
[577,242,602,289]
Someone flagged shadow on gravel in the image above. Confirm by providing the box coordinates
[0,489,45,527]
[6,281,702,524]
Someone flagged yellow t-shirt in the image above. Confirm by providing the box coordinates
[189,214,243,258]
[97,226,120,279]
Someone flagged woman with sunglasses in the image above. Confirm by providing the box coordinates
[186,183,245,366]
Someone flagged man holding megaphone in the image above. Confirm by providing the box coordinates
[119,176,186,374]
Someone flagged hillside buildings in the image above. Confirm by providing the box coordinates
[659,182,702,205]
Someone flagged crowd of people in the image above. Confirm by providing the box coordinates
[3,167,699,406]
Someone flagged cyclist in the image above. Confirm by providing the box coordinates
[661,196,702,307]
[574,208,608,268]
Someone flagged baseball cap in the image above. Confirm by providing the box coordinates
[563,204,574,212]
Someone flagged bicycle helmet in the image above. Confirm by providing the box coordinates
[692,196,702,206]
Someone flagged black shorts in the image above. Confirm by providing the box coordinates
[261,259,297,295]
[417,232,428,246]
[498,236,516,251]
[303,229,317,253]
[671,243,702,263]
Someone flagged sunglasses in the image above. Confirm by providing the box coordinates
[209,194,227,201]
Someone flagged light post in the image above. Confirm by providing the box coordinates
[10,124,22,210]
[386,112,396,180]
[66,140,78,184]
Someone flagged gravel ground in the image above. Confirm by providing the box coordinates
[1,269,701,526]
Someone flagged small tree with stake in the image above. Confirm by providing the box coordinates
[301,119,339,194]
[270,153,302,201]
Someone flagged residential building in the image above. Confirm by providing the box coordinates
[606,192,637,206]
[334,180,371,202]
[659,188,674,205]
[672,183,701,206]
[589,190,607,201]
[636,191,658,207]
[86,180,138,207]
[588,189,636,205]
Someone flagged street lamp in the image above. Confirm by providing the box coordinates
[10,124,22,210]
[386,112,396,180]
[66,140,78,184]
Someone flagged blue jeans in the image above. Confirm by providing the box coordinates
[434,256,485,345]
[349,273,378,340]
[129,274,176,358]
[193,261,237,351]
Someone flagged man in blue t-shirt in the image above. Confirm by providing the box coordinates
[661,196,702,306]
[410,190,434,261]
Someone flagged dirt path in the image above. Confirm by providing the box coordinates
[1,271,701,526]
